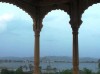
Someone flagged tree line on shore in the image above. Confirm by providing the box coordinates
[1,68,100,74]
[0,67,32,74]
[1,59,100,74]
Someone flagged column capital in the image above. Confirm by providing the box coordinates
[69,18,82,35]
[33,23,43,36]
[33,22,43,32]
[72,28,78,35]
[33,12,43,36]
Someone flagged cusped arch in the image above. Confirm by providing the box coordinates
[42,7,70,25]
[81,3,100,23]
[45,9,69,18]
[0,0,34,23]
[82,1,100,18]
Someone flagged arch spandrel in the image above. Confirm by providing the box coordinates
[0,0,36,22]
[78,0,100,29]
[40,3,71,24]
[68,1,83,30]
[30,3,72,32]
[81,0,100,18]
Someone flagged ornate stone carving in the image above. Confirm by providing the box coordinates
[70,19,82,33]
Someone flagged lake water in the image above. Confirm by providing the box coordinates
[0,62,99,72]
[40,62,99,72]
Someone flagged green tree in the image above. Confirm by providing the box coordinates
[97,70,100,74]
[15,66,23,74]
[83,68,92,74]
[61,69,72,74]
[29,64,33,71]
[1,69,9,74]
[98,62,100,70]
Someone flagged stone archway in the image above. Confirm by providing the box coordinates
[80,3,100,70]
[1,0,100,74]
[0,2,34,55]
[0,1,34,73]
[41,9,72,57]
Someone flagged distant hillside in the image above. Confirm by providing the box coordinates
[0,57,22,60]
[79,57,98,62]
[0,56,98,62]
[0,57,33,61]
[40,56,99,63]
[40,56,72,62]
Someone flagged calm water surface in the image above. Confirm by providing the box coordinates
[0,62,99,72]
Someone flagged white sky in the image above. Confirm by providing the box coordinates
[0,3,100,58]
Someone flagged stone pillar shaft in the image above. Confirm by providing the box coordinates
[73,31,79,74]
[34,31,40,74]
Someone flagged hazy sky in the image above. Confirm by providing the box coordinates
[0,3,100,58]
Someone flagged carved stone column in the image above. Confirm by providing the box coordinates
[34,30,40,74]
[70,19,82,74]
[72,28,79,74]
[33,23,42,74]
